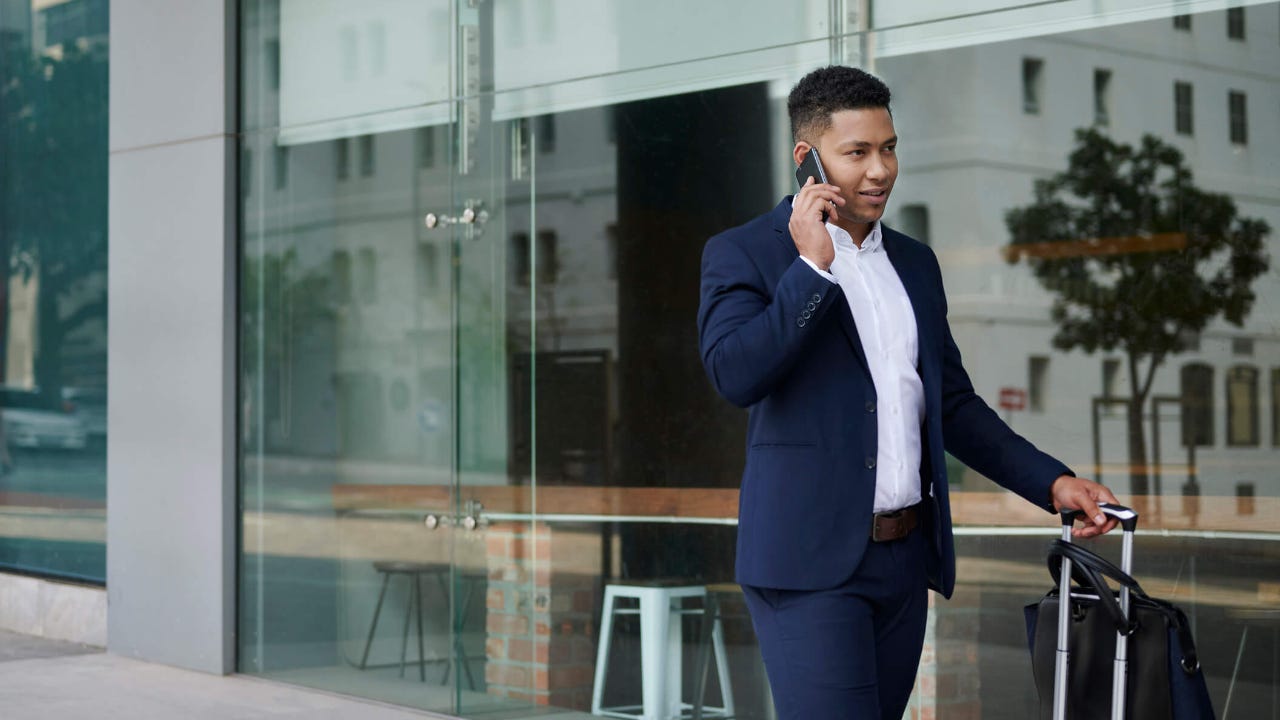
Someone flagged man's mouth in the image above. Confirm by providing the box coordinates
[859,188,888,204]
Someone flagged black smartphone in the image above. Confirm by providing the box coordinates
[795,148,831,220]
[795,147,828,188]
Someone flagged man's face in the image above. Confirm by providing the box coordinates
[803,107,898,230]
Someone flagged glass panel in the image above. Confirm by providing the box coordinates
[242,0,453,141]
[239,1,1280,718]
[0,0,109,583]
[490,0,831,118]
[239,0,470,704]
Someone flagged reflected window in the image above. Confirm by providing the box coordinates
[1029,355,1049,412]
[605,223,619,280]
[537,230,559,285]
[1227,365,1259,447]
[273,145,288,190]
[416,127,436,168]
[898,204,930,245]
[1181,363,1215,447]
[1022,57,1044,115]
[1102,358,1121,401]
[241,148,252,197]
[359,134,375,177]
[1272,368,1280,446]
[1173,14,1191,30]
[335,138,350,180]
[264,39,280,90]
[511,232,531,286]
[332,250,352,303]
[1229,90,1248,145]
[357,248,377,304]
[1093,69,1112,126]
[1174,81,1194,136]
[536,115,556,153]
[1227,7,1245,40]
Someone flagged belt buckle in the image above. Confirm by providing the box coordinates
[871,508,910,542]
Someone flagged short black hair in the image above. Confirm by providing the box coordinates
[787,66,892,143]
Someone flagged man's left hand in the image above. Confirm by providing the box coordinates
[1050,475,1121,538]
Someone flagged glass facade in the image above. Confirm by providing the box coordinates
[0,0,109,583]
[239,1,1280,717]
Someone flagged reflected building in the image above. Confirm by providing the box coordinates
[5,2,1278,719]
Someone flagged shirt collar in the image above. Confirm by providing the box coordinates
[831,220,883,253]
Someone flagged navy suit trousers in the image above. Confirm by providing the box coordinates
[742,528,930,720]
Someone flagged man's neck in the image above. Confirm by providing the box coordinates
[833,217,875,247]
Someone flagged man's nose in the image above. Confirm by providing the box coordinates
[866,155,887,180]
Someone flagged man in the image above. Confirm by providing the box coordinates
[696,65,1120,719]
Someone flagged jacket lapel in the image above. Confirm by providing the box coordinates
[772,198,871,378]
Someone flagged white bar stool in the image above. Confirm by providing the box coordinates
[591,582,734,720]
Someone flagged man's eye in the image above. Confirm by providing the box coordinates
[884,146,897,153]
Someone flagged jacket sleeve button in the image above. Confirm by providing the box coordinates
[796,318,806,328]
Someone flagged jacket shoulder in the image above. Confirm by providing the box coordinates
[704,206,785,259]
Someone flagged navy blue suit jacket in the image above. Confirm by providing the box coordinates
[697,198,1071,598]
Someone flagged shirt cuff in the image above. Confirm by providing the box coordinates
[799,255,837,283]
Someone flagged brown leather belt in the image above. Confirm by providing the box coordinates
[870,505,919,542]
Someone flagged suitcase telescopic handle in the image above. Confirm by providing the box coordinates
[1059,502,1138,532]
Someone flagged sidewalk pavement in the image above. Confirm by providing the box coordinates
[0,630,447,719]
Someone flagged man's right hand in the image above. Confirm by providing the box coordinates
[789,177,843,271]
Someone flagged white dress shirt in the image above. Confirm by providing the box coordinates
[799,221,926,513]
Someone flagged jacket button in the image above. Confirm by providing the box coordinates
[801,310,811,319]
[796,318,806,328]
[865,457,876,469]
[865,401,876,413]
[806,302,816,312]
[812,293,822,303]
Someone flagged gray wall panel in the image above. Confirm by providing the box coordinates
[107,0,237,675]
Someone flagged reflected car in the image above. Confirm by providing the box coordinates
[0,386,88,451]
[61,386,107,440]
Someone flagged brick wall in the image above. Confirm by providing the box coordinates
[484,521,601,709]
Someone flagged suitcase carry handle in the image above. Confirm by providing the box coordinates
[1048,539,1146,635]
[1059,502,1139,532]
[1046,539,1203,674]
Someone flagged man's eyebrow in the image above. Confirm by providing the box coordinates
[843,136,898,148]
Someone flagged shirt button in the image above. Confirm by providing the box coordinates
[865,401,876,413]
[865,457,876,470]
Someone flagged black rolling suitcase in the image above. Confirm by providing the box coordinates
[1024,503,1216,720]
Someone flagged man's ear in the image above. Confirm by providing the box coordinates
[792,141,812,168]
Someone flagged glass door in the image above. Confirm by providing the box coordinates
[237,1,512,716]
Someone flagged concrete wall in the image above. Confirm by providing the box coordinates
[106,0,238,674]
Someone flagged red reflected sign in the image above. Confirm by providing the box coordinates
[999,387,1027,411]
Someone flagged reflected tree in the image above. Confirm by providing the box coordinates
[1005,128,1270,498]
[1,46,108,393]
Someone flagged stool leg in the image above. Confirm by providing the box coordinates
[360,572,392,670]
[435,572,451,685]
[590,587,618,715]
[456,577,478,691]
[712,613,734,717]
[399,575,413,678]
[649,591,675,720]
[692,595,719,720]
[415,573,426,682]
